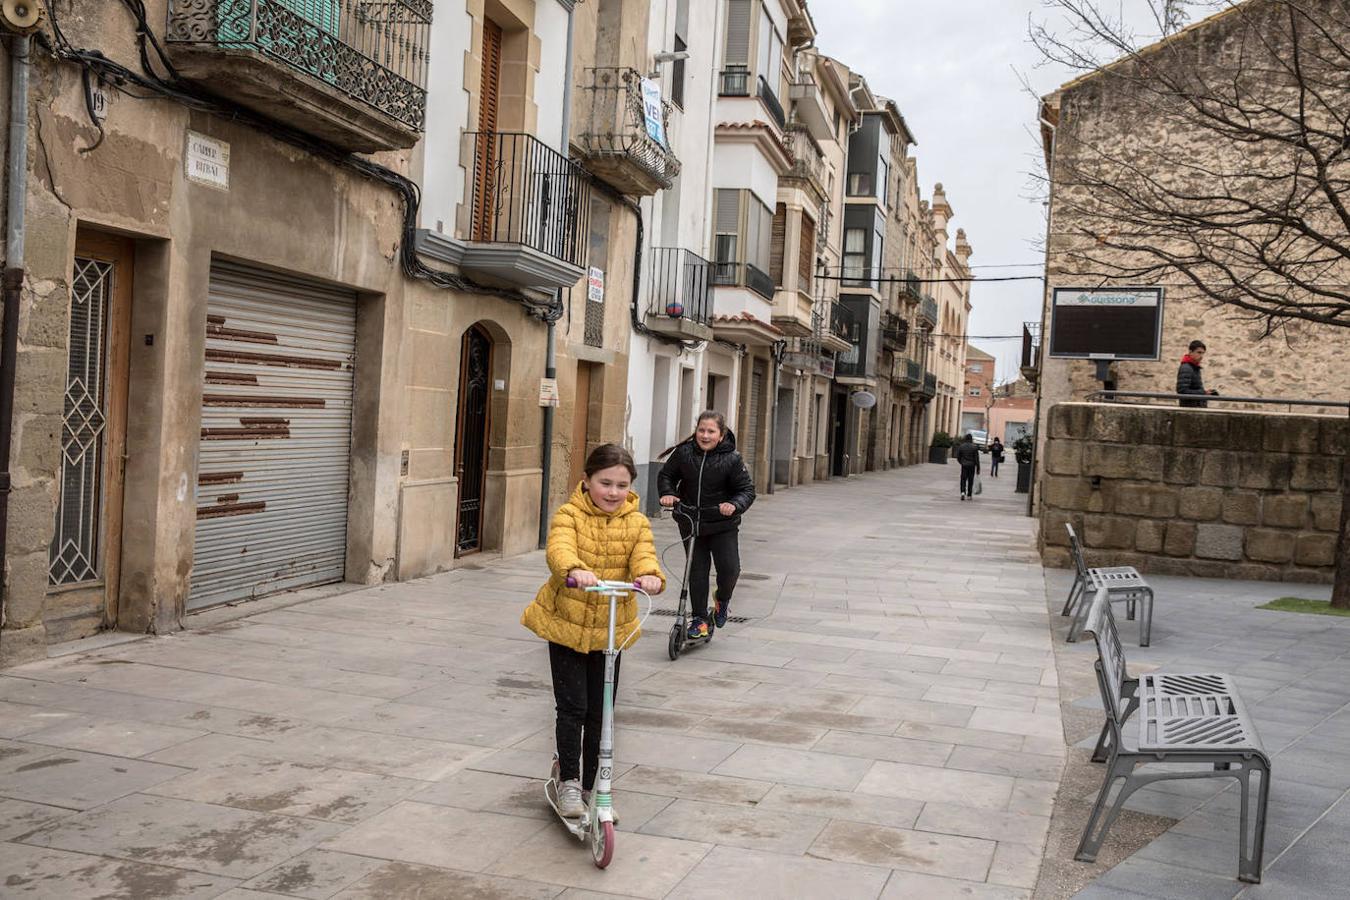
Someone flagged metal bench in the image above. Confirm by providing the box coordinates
[1062,522,1155,646]
[1077,588,1271,884]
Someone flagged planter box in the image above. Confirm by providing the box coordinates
[928,446,950,465]
[1016,461,1032,493]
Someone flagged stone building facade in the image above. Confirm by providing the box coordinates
[1029,0,1350,507]
[1040,404,1344,583]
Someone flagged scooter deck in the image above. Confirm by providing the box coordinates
[544,778,588,839]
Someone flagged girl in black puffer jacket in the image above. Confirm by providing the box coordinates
[658,411,755,639]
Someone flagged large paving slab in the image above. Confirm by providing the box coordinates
[0,464,1060,897]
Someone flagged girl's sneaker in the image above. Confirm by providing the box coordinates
[556,779,585,818]
[687,619,708,640]
[713,590,729,628]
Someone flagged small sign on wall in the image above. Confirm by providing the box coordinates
[186,131,230,190]
[538,377,560,407]
[587,267,605,303]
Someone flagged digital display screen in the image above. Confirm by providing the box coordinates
[1049,287,1163,359]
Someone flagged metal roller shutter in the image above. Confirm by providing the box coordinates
[743,359,765,477]
[190,262,356,610]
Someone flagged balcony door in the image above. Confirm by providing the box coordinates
[472,19,503,243]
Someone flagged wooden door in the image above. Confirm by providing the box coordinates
[472,19,504,242]
[568,363,593,489]
[47,232,133,639]
[455,325,493,556]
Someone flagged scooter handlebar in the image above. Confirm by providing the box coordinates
[565,577,642,591]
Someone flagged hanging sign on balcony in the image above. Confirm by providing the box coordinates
[185,131,230,191]
[587,267,605,303]
[640,78,667,148]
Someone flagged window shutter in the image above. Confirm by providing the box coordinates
[477,20,502,133]
[725,0,751,66]
[770,203,786,286]
[715,189,740,236]
[798,215,815,293]
[473,19,504,242]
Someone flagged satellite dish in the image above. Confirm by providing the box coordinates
[850,390,876,409]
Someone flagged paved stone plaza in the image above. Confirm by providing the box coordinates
[0,463,1345,898]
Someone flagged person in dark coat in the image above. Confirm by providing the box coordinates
[658,411,755,639]
[989,437,1005,477]
[1177,340,1219,408]
[954,433,981,500]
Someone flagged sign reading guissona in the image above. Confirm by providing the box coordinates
[1049,287,1164,360]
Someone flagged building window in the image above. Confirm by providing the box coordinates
[878,152,890,208]
[671,36,687,108]
[970,363,983,373]
[847,172,872,197]
[969,388,982,397]
[843,227,866,284]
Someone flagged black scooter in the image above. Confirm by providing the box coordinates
[664,501,723,661]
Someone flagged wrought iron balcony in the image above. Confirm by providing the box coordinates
[757,76,786,130]
[462,132,590,290]
[712,261,775,301]
[166,0,431,152]
[782,124,827,199]
[813,299,852,354]
[881,312,908,351]
[898,358,921,388]
[921,372,937,397]
[576,67,681,196]
[920,295,939,326]
[645,248,713,340]
[719,65,751,97]
[902,271,921,301]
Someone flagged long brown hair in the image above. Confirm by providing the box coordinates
[658,410,727,460]
[584,443,637,480]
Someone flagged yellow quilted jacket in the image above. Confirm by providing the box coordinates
[521,483,665,654]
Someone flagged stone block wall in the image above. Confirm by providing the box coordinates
[1039,404,1346,583]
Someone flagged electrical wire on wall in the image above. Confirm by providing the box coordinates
[42,0,565,321]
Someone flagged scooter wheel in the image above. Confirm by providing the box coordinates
[667,624,682,661]
[591,820,615,868]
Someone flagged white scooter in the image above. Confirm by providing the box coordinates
[544,578,652,868]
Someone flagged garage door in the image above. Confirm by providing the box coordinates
[190,263,356,610]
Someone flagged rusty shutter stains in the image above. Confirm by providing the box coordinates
[190,262,356,611]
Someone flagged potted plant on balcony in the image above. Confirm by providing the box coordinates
[1013,433,1034,494]
[928,430,954,465]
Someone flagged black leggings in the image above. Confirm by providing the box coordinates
[685,529,741,620]
[549,642,621,789]
[960,464,977,497]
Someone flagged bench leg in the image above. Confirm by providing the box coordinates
[1062,573,1084,618]
[1140,589,1154,647]
[1238,758,1272,884]
[1076,755,1140,863]
[1125,594,1136,621]
[1091,719,1114,763]
[1066,590,1093,643]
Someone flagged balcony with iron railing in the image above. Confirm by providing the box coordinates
[782,124,828,201]
[921,372,937,397]
[166,0,431,152]
[812,298,853,354]
[458,132,591,290]
[897,358,921,388]
[902,270,921,302]
[645,248,714,340]
[757,76,786,131]
[576,67,681,196]
[712,261,776,301]
[1021,320,1043,385]
[920,295,939,326]
[719,65,751,97]
[881,311,908,351]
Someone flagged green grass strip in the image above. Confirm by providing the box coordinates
[1257,597,1350,618]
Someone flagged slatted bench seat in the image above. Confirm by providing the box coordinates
[1077,588,1271,884]
[1062,522,1155,646]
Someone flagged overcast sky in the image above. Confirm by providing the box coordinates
[812,0,1077,385]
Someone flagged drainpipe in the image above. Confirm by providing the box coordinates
[540,2,576,549]
[0,35,30,655]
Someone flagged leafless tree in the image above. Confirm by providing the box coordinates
[1031,0,1350,606]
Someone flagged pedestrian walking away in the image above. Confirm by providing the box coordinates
[1177,339,1220,408]
[521,443,665,820]
[989,437,1005,477]
[658,411,755,639]
[955,432,981,500]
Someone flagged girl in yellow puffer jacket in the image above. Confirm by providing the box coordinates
[521,443,664,818]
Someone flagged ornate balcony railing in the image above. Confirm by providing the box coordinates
[922,372,937,397]
[167,0,431,138]
[920,296,939,326]
[903,270,921,301]
[467,132,590,267]
[881,311,908,351]
[647,248,713,326]
[829,299,857,344]
[757,75,786,130]
[719,65,751,97]
[898,358,921,387]
[783,124,826,194]
[576,67,681,195]
[712,261,775,301]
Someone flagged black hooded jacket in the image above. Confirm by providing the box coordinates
[657,430,756,537]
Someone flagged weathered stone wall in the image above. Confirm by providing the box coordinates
[1039,403,1345,583]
